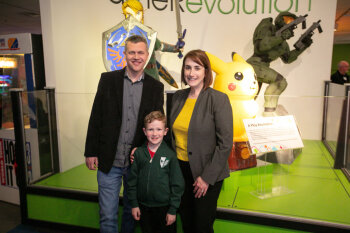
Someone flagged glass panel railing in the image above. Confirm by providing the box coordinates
[217,94,350,226]
[324,83,349,155]
[22,90,53,183]
[30,91,97,192]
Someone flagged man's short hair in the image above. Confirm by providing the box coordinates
[125,35,148,51]
[144,111,166,128]
[338,60,349,68]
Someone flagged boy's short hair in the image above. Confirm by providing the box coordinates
[144,111,167,128]
[125,35,148,51]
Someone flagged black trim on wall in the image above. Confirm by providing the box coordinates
[26,219,99,233]
[31,34,46,90]
[27,186,98,202]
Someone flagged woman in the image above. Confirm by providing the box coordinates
[170,50,233,233]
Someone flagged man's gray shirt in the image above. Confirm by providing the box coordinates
[113,73,144,167]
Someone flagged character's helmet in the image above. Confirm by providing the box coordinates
[122,0,144,24]
[274,12,297,29]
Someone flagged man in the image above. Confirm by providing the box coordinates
[247,12,313,116]
[331,60,350,85]
[84,35,164,233]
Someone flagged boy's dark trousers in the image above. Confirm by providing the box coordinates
[139,204,176,233]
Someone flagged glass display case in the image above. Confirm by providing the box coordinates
[9,89,350,232]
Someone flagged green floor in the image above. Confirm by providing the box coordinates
[34,140,350,228]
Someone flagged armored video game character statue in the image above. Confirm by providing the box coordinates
[247,12,322,116]
[122,0,184,88]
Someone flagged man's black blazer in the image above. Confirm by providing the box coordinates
[331,70,350,85]
[84,68,164,173]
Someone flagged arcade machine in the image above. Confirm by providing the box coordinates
[0,33,46,204]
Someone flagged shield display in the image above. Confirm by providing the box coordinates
[102,16,157,72]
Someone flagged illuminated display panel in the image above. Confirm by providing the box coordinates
[0,54,26,90]
[0,54,30,128]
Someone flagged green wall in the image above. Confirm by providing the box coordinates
[331,44,350,74]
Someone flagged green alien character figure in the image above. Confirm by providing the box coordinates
[247,12,313,116]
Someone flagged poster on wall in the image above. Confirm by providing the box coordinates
[0,129,39,204]
[0,139,32,188]
[243,115,304,154]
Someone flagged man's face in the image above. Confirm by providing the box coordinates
[124,41,149,74]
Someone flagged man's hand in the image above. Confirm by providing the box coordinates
[166,213,176,226]
[130,147,137,164]
[85,157,98,170]
[132,207,141,221]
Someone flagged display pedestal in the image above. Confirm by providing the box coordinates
[250,152,294,199]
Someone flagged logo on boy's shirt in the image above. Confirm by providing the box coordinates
[160,157,169,168]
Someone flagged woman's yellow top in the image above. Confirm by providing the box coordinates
[173,98,197,161]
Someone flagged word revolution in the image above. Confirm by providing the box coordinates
[111,0,312,15]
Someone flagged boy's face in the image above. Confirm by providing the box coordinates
[143,119,168,147]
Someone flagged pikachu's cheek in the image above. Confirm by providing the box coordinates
[228,83,236,91]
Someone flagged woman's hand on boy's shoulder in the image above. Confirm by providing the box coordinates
[130,147,138,164]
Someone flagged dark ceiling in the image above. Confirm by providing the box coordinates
[0,0,41,35]
[0,0,350,43]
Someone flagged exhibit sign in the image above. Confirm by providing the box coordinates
[243,115,304,154]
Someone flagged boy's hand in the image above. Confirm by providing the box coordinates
[132,207,141,220]
[166,213,176,226]
[130,147,137,164]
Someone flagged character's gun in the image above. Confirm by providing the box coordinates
[275,14,308,37]
[294,20,322,50]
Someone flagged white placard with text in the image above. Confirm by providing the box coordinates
[243,116,304,154]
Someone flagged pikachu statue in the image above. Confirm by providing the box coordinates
[206,51,259,169]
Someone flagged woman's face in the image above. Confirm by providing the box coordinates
[184,58,205,90]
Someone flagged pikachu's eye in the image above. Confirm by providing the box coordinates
[234,72,243,81]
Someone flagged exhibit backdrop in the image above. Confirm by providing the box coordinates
[39,0,336,171]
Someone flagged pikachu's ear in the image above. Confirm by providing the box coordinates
[206,51,228,74]
[232,52,246,63]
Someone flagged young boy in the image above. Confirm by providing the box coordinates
[127,111,184,233]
